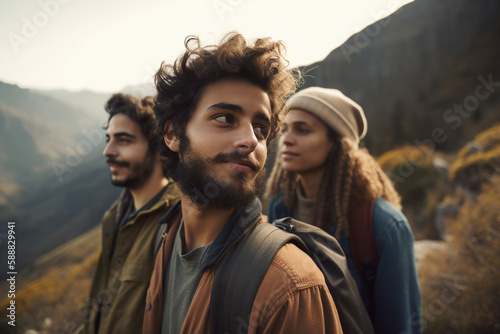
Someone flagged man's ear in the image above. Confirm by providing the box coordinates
[164,123,180,153]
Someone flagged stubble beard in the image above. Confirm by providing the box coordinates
[109,148,156,190]
[174,138,266,210]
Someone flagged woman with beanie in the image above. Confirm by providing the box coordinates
[266,87,422,334]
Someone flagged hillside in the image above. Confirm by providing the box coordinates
[0,81,107,206]
[0,82,121,277]
[0,82,98,163]
[0,227,101,333]
[32,88,111,121]
[6,162,121,271]
[300,0,500,155]
[416,125,500,332]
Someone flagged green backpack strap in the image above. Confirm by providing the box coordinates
[348,198,378,290]
[209,220,303,334]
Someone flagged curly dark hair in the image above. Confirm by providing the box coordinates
[154,32,299,178]
[104,93,157,152]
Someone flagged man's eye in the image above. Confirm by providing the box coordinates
[254,125,270,139]
[214,115,233,124]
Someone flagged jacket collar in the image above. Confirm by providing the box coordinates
[142,182,179,214]
[158,198,263,271]
[114,182,179,225]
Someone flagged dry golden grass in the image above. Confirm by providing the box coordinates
[418,174,500,332]
[2,249,99,331]
[450,123,500,184]
[377,145,449,239]
[377,145,434,171]
[383,129,500,331]
[0,227,101,333]
[0,181,20,197]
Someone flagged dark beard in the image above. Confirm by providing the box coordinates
[108,149,155,190]
[174,141,266,210]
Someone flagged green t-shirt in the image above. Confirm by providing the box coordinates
[162,219,210,334]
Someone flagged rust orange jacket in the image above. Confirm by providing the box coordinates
[143,199,343,334]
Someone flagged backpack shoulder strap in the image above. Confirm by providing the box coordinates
[210,220,302,334]
[283,217,375,334]
[348,198,378,281]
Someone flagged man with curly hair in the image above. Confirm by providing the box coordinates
[266,87,422,333]
[82,94,179,334]
[143,34,342,333]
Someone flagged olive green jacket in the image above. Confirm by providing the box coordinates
[83,182,179,334]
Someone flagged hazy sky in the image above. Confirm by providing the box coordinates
[0,0,413,93]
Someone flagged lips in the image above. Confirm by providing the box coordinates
[281,151,298,159]
[106,159,129,173]
[214,151,260,174]
[224,159,258,173]
[108,164,122,173]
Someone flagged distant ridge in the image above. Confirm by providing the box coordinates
[31,88,111,121]
[299,0,500,154]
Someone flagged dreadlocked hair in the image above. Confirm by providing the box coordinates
[266,134,401,238]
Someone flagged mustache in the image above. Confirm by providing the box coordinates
[106,158,130,167]
[213,151,261,170]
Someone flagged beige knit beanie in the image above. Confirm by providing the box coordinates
[286,87,367,147]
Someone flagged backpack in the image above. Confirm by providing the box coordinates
[347,198,378,303]
[209,215,375,334]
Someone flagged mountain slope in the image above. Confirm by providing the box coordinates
[0,81,121,276]
[0,82,103,184]
[0,226,101,333]
[32,88,111,121]
[300,0,500,154]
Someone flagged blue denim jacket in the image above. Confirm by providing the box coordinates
[267,194,423,334]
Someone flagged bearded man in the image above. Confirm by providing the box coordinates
[83,93,179,334]
[143,33,342,334]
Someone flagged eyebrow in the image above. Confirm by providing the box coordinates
[284,121,309,126]
[107,132,136,139]
[209,102,243,113]
[208,102,271,125]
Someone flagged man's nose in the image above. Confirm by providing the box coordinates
[233,124,259,153]
[103,141,117,157]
